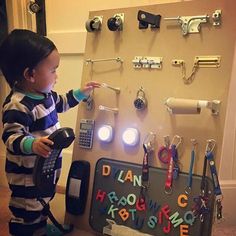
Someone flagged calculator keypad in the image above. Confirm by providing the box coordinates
[42,149,61,179]
[79,130,93,148]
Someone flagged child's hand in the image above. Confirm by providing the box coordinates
[32,137,54,158]
[80,81,101,97]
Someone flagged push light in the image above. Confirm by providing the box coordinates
[98,125,113,142]
[122,128,139,146]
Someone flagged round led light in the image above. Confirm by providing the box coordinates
[122,128,139,146]
[98,125,113,142]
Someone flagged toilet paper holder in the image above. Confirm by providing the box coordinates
[165,97,221,115]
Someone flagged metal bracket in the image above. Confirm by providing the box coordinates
[107,13,124,31]
[137,10,161,29]
[164,14,209,36]
[212,10,222,26]
[86,57,123,65]
[99,105,119,114]
[101,83,121,94]
[206,100,221,115]
[85,15,103,32]
[194,56,221,67]
[132,56,163,69]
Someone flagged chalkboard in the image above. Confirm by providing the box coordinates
[89,158,214,236]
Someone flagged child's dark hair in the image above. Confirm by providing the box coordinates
[0,29,56,88]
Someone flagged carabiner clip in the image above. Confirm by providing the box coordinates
[164,186,172,195]
[143,132,156,154]
[205,139,216,154]
[170,135,182,149]
[216,198,223,220]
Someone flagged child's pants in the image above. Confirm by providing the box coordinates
[9,216,47,236]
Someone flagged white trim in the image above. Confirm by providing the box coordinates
[218,180,236,226]
[47,31,87,54]
[6,0,36,31]
[220,180,236,189]
[220,42,236,181]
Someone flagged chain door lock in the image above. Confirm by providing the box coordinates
[134,87,147,110]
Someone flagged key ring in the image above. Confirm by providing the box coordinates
[165,186,172,195]
[158,146,171,164]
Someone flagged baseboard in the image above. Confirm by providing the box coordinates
[218,180,236,226]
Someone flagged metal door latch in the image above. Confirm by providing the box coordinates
[194,56,221,67]
[164,14,209,35]
[137,10,161,29]
[132,56,163,69]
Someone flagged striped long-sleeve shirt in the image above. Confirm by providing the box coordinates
[2,88,86,223]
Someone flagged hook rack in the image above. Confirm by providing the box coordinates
[101,83,121,94]
[99,105,119,114]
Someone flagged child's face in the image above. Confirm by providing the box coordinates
[31,49,60,93]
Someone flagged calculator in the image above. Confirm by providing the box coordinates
[78,119,95,149]
[33,127,75,195]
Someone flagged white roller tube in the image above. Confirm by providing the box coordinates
[165,97,207,114]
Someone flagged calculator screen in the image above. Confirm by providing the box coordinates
[80,123,93,130]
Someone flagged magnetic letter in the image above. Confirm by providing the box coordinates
[129,209,137,221]
[147,216,157,229]
[107,191,118,204]
[119,208,129,221]
[133,216,144,230]
[184,211,195,226]
[124,170,133,182]
[102,165,111,176]
[161,204,171,219]
[117,196,127,206]
[163,220,171,234]
[127,194,136,206]
[169,212,184,228]
[178,194,188,208]
[96,189,106,202]
[118,170,125,183]
[149,200,160,214]
[136,198,146,211]
[180,225,189,236]
[107,205,118,219]
[133,175,142,187]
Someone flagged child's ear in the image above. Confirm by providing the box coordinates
[23,68,35,82]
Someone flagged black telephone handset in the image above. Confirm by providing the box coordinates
[33,127,75,195]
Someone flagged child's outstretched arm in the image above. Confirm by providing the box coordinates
[53,81,101,113]
[80,81,101,97]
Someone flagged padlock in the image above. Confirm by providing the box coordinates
[134,87,147,110]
